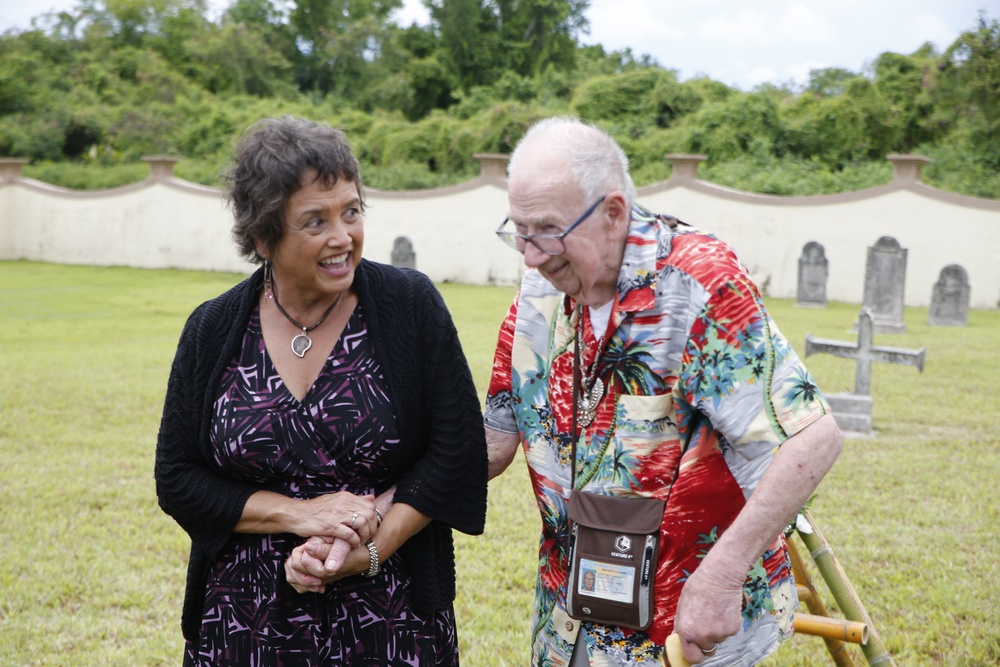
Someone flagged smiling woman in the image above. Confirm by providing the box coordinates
[262,174,363,363]
[153,115,489,666]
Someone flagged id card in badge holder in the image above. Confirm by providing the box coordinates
[565,491,665,630]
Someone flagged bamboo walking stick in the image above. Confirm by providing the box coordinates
[788,537,859,666]
[797,510,897,666]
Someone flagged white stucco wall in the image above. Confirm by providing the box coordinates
[1,155,998,308]
[640,180,1000,309]
[2,178,239,272]
[362,180,520,286]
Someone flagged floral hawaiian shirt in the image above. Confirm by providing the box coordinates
[484,206,830,667]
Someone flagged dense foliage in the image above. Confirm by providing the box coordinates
[1,1,998,197]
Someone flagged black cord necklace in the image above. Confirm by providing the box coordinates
[268,266,342,358]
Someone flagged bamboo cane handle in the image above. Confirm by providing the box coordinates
[794,613,869,644]
[663,633,691,667]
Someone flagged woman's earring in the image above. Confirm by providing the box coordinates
[264,259,273,300]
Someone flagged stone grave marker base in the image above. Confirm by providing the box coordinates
[826,393,874,435]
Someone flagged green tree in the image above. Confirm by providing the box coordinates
[782,78,897,167]
[943,13,1000,127]
[496,0,589,76]
[571,67,701,128]
[186,21,296,97]
[425,0,503,90]
[288,0,402,96]
[680,92,783,162]
[871,46,939,148]
[938,13,1000,165]
[0,0,996,198]
[804,67,859,98]
[0,30,75,115]
[425,0,589,89]
[76,0,208,48]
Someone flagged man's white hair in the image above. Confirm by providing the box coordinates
[507,117,636,209]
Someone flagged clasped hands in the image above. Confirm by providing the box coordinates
[283,491,379,594]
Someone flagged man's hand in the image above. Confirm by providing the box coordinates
[671,558,745,663]
[670,413,843,661]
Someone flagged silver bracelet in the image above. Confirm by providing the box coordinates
[362,540,379,578]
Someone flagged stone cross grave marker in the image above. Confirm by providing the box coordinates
[797,241,828,307]
[391,236,416,269]
[928,264,971,327]
[805,310,926,434]
[860,236,908,334]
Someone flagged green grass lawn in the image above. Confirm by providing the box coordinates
[1,261,997,666]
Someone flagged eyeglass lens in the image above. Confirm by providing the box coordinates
[497,196,606,256]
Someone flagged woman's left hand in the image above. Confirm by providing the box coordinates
[285,536,370,593]
[285,536,332,593]
[285,501,434,594]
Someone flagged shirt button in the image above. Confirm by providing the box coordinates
[565,620,574,631]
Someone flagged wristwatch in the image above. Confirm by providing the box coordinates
[362,540,380,577]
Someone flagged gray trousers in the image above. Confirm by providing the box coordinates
[570,629,590,666]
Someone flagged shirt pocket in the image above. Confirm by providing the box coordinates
[616,394,673,428]
[613,394,675,449]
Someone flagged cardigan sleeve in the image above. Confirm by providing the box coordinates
[154,301,261,561]
[388,273,489,537]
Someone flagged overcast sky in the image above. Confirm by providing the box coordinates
[1,0,994,90]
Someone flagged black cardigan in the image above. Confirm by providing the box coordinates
[154,260,489,642]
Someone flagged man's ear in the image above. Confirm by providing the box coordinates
[604,192,630,230]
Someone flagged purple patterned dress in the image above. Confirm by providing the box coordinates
[183,305,458,666]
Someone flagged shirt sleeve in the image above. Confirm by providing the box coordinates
[677,274,829,494]
[483,295,520,434]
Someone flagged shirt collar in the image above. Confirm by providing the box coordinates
[615,205,659,313]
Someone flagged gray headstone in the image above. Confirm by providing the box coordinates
[805,310,926,434]
[391,236,416,269]
[796,241,828,308]
[928,264,970,327]
[860,236,907,334]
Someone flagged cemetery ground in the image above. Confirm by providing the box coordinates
[0,261,997,667]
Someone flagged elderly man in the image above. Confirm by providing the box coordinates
[484,117,843,666]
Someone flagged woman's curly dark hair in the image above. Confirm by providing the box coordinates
[224,116,366,264]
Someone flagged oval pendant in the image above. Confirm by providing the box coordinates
[291,333,312,358]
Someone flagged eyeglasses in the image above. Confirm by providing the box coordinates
[495,195,607,256]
